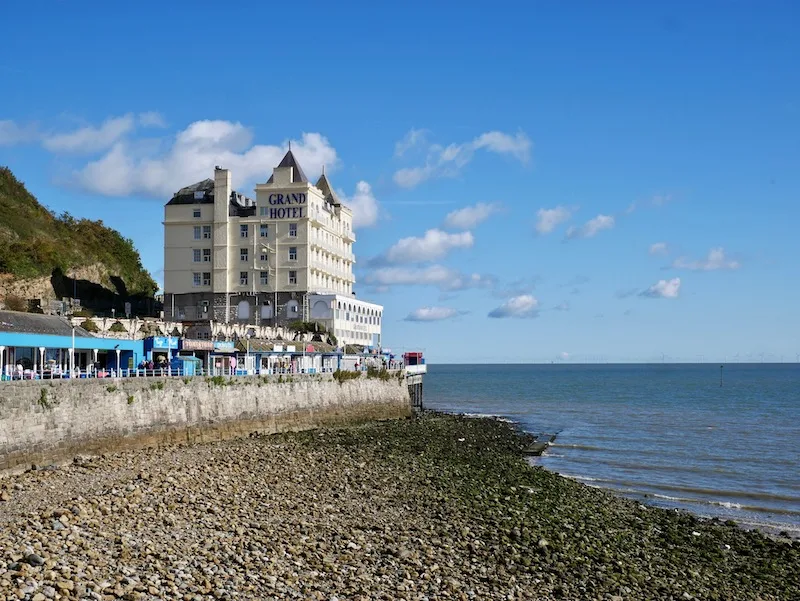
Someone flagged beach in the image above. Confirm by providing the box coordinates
[0,413,798,600]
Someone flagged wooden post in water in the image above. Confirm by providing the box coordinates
[720,364,724,387]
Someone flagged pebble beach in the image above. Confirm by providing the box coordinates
[0,413,798,600]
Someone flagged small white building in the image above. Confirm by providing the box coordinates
[308,293,382,348]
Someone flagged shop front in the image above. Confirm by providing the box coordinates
[210,341,237,375]
[143,336,179,368]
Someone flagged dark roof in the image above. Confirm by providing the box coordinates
[315,173,341,206]
[166,179,215,205]
[266,150,309,184]
[0,311,94,338]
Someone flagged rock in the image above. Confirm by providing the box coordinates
[24,552,45,566]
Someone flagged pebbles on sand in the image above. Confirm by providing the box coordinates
[0,413,797,600]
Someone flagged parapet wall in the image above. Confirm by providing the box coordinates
[0,374,411,473]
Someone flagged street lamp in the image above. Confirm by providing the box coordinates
[39,347,45,380]
[71,326,76,377]
[261,243,278,327]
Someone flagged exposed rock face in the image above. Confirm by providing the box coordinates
[0,264,112,308]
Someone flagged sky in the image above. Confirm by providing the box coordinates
[1,1,799,363]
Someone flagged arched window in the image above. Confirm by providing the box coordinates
[237,300,250,320]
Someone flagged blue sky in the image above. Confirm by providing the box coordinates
[1,1,798,363]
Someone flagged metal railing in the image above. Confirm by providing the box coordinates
[1,362,404,381]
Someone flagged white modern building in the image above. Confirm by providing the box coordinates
[163,150,382,347]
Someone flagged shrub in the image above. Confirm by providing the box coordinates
[38,388,51,409]
[106,385,117,393]
[333,369,360,384]
[149,381,164,391]
[127,395,135,404]
[82,319,99,333]
[109,321,127,333]
[207,375,226,387]
[366,367,392,381]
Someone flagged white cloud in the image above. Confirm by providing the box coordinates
[404,306,464,322]
[138,111,167,128]
[72,122,338,197]
[536,205,574,234]
[385,229,474,263]
[672,247,740,271]
[472,131,531,162]
[488,295,539,319]
[649,242,669,256]
[641,277,681,299]
[0,120,38,146]
[364,265,494,291]
[443,202,501,230]
[566,214,615,239]
[393,130,531,188]
[339,181,379,229]
[43,114,137,153]
[394,128,428,157]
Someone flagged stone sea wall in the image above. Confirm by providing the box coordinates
[0,375,411,473]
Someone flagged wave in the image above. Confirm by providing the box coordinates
[558,474,800,513]
[460,413,517,423]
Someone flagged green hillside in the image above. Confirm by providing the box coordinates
[0,167,158,297]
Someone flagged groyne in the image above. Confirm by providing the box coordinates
[0,374,411,473]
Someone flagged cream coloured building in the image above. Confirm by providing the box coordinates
[163,150,382,346]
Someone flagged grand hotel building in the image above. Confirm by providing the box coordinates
[163,150,383,347]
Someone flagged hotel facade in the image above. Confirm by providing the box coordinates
[163,151,383,347]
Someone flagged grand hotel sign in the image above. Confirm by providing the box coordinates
[264,192,306,219]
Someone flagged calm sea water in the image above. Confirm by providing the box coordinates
[424,364,800,534]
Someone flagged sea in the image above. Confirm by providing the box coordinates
[423,363,800,536]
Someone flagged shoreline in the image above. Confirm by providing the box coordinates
[0,412,798,599]
[452,410,800,541]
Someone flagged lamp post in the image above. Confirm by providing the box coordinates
[39,347,45,380]
[71,326,76,378]
[261,243,278,328]
[115,347,121,378]
[167,335,172,376]
[246,332,251,375]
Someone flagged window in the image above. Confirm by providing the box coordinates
[202,225,212,239]
[202,249,211,262]
[193,226,201,240]
[259,252,268,262]
[240,248,248,262]
[192,272,201,287]
[260,271,268,285]
[193,209,201,218]
[288,246,297,261]
[289,223,297,237]
[260,223,268,238]
[202,272,211,286]
[259,207,268,216]
[288,270,297,285]
[240,224,249,238]
[240,271,248,286]
[192,249,201,262]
